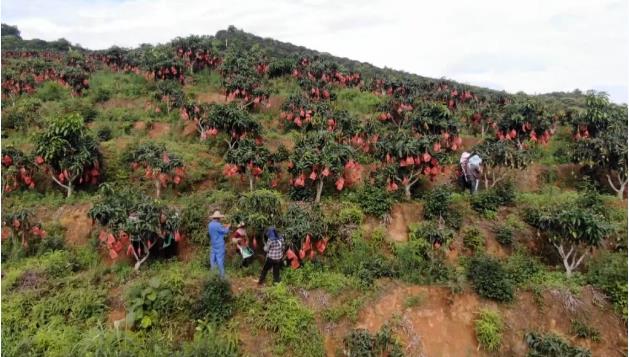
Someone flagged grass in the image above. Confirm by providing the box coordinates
[474,308,503,351]
[404,292,427,308]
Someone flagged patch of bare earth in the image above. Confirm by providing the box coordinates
[133,121,146,131]
[353,281,627,356]
[388,202,423,242]
[196,91,229,104]
[53,203,93,246]
[107,286,127,329]
[148,122,171,139]
[98,97,150,111]
[16,271,47,291]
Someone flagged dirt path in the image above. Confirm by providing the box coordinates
[388,202,423,242]
[148,122,171,139]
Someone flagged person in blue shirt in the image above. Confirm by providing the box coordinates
[208,210,230,278]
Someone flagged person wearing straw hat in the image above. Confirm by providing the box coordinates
[208,210,230,278]
[232,222,254,267]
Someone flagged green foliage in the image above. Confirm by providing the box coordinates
[570,319,600,342]
[525,332,592,357]
[281,202,326,249]
[467,255,514,302]
[2,96,42,129]
[125,277,175,329]
[404,292,427,308]
[423,185,463,230]
[254,284,325,357]
[504,251,543,287]
[232,189,283,237]
[586,252,628,317]
[35,81,70,102]
[471,181,516,214]
[474,308,503,352]
[181,327,241,357]
[395,238,450,284]
[354,184,394,219]
[408,221,454,246]
[343,325,404,357]
[96,126,113,141]
[192,274,234,323]
[334,236,395,288]
[494,225,514,246]
[283,262,359,295]
[463,228,485,252]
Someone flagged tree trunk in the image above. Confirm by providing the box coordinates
[481,123,486,139]
[66,183,73,198]
[248,175,254,192]
[404,184,412,200]
[155,179,161,198]
[315,179,324,203]
[553,242,588,277]
[606,172,627,200]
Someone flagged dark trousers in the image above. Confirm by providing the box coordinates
[258,258,281,284]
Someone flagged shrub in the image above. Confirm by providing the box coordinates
[338,205,365,226]
[96,126,113,141]
[467,255,514,302]
[255,284,325,357]
[586,252,628,317]
[525,332,592,357]
[283,262,359,295]
[2,97,42,129]
[36,81,69,101]
[495,226,514,246]
[471,181,515,214]
[180,194,212,245]
[408,222,454,246]
[193,274,234,323]
[474,308,503,352]
[463,228,485,252]
[570,319,600,342]
[395,239,450,284]
[125,277,175,329]
[423,185,462,229]
[334,236,395,288]
[343,325,404,357]
[354,185,394,219]
[505,251,543,287]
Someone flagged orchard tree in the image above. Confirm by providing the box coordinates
[154,80,186,114]
[89,187,182,270]
[2,209,48,256]
[376,131,445,199]
[124,142,185,198]
[34,114,102,197]
[525,205,609,277]
[288,131,357,203]
[231,189,283,250]
[281,202,328,265]
[223,139,269,191]
[219,47,270,107]
[473,139,532,189]
[570,92,628,199]
[496,99,555,147]
[190,103,262,149]
[1,147,38,195]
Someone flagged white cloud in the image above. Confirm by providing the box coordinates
[2,0,627,103]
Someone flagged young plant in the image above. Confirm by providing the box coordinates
[474,308,503,352]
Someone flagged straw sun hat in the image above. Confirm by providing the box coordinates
[210,210,225,219]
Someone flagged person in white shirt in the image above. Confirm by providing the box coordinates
[460,152,482,194]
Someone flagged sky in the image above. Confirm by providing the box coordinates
[2,0,627,103]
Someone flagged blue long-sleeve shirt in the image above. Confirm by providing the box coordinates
[208,220,229,250]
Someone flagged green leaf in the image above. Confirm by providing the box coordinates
[140,315,153,329]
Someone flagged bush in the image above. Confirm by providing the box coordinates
[343,325,404,357]
[125,277,175,329]
[471,181,516,214]
[395,239,450,284]
[193,274,234,323]
[525,332,592,357]
[354,185,394,219]
[586,252,628,317]
[505,251,543,287]
[467,255,514,302]
[2,97,42,129]
[254,284,325,356]
[96,126,113,141]
[495,226,514,246]
[283,262,359,295]
[570,319,600,342]
[338,205,365,226]
[408,222,454,246]
[36,81,69,101]
[423,185,462,229]
[180,194,213,245]
[474,308,503,351]
[463,228,485,252]
[334,236,395,288]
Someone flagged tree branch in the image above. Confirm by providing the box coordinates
[50,173,70,190]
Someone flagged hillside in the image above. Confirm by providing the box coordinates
[1,24,627,356]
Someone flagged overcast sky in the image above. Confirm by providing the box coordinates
[2,0,627,103]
